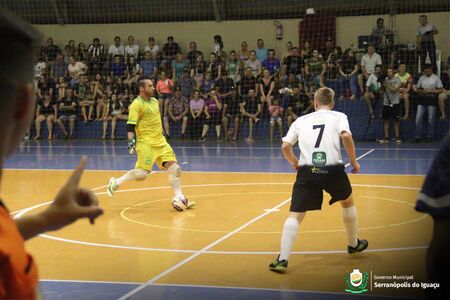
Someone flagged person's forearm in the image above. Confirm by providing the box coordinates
[342,133,357,164]
[16,213,50,240]
[281,143,297,166]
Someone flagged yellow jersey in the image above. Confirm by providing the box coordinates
[127,96,166,147]
[394,72,412,88]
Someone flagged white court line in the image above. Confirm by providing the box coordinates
[118,148,377,299]
[39,280,403,299]
[344,148,374,167]
[117,197,292,299]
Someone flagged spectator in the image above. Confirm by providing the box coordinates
[226,50,241,84]
[281,41,293,65]
[417,15,439,72]
[34,94,57,140]
[214,35,225,61]
[268,98,284,141]
[191,53,207,85]
[52,53,68,79]
[255,38,268,62]
[102,94,123,139]
[245,50,262,78]
[110,94,131,139]
[37,74,54,99]
[144,37,160,58]
[394,63,413,119]
[67,55,87,86]
[108,36,125,58]
[62,40,76,63]
[189,89,205,139]
[320,59,344,99]
[282,47,304,81]
[281,72,302,91]
[363,64,383,119]
[124,36,139,62]
[176,68,196,99]
[172,54,189,80]
[240,89,261,142]
[438,66,450,119]
[414,64,444,143]
[358,44,382,94]
[91,73,105,100]
[240,67,258,97]
[42,37,60,62]
[327,46,342,64]
[199,71,215,99]
[304,49,326,92]
[215,69,238,140]
[140,51,158,80]
[186,41,203,67]
[200,90,222,140]
[95,93,109,121]
[239,41,250,63]
[56,88,78,138]
[285,85,313,127]
[109,55,127,79]
[124,55,140,90]
[164,87,189,139]
[156,71,174,117]
[75,42,88,62]
[162,36,181,64]
[378,67,402,143]
[322,38,334,62]
[87,37,105,73]
[115,77,128,98]
[371,18,390,51]
[262,49,281,76]
[259,69,276,107]
[207,52,222,80]
[388,50,400,72]
[75,74,93,122]
[301,41,312,60]
[56,76,68,100]
[339,48,359,100]
[34,56,47,80]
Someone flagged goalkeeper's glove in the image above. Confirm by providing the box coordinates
[128,138,136,154]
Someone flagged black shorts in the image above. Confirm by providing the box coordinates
[382,104,400,120]
[225,99,241,116]
[206,112,222,126]
[290,165,352,212]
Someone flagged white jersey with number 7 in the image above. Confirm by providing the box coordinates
[282,109,351,167]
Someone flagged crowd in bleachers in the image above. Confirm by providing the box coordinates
[31,15,449,142]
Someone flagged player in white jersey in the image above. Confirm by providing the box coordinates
[269,87,368,273]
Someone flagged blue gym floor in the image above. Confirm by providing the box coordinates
[6,139,443,300]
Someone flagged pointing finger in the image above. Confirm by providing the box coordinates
[67,156,88,187]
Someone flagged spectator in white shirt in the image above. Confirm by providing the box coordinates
[34,56,47,80]
[144,37,160,58]
[125,35,139,62]
[67,56,87,86]
[358,44,382,95]
[363,64,383,119]
[108,36,125,59]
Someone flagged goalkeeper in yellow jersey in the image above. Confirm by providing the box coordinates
[106,79,195,211]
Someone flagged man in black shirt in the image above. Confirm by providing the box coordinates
[283,47,304,81]
[56,88,78,139]
[285,86,313,127]
[240,89,262,142]
[239,67,258,97]
[162,36,181,65]
[215,70,239,140]
[186,41,203,67]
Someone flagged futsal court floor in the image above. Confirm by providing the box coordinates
[3,140,440,300]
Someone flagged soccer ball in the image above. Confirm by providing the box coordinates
[172,197,189,211]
